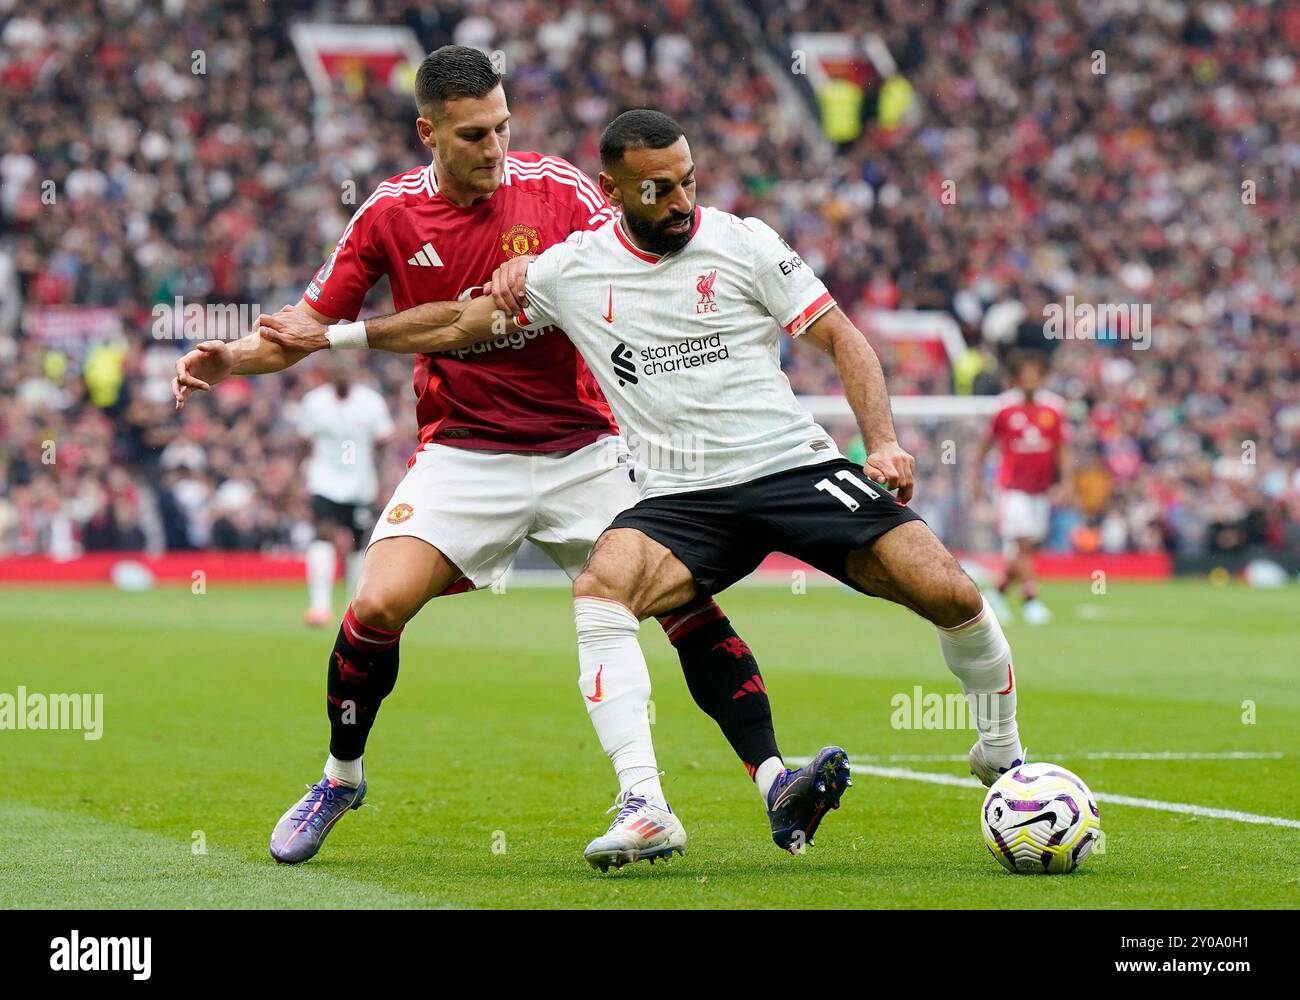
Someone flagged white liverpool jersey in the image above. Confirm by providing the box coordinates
[295,382,395,505]
[518,206,841,497]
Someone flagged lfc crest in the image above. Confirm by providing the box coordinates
[501,224,542,257]
[695,270,718,313]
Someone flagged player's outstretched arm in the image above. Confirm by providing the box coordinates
[172,301,334,411]
[801,305,916,503]
[258,294,516,357]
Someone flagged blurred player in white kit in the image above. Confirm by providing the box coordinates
[296,357,396,625]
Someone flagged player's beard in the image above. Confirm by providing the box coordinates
[624,204,695,256]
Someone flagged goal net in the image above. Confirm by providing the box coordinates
[799,393,1000,554]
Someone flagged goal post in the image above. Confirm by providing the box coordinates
[792,307,1003,553]
[797,394,1001,554]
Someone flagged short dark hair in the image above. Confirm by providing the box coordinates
[1007,349,1049,376]
[414,45,502,118]
[599,109,685,169]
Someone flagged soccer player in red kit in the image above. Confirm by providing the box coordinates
[972,351,1074,625]
[172,47,793,871]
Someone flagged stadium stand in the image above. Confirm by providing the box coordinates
[1,0,1297,569]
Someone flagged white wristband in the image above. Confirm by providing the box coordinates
[325,321,368,350]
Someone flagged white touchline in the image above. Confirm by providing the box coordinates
[781,760,1300,831]
[788,751,1285,763]
[1064,751,1284,761]
[1089,790,1300,830]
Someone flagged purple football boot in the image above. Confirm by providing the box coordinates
[766,746,851,853]
[269,775,367,864]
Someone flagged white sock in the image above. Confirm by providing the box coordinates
[755,756,785,803]
[937,597,1022,768]
[619,765,666,804]
[324,753,362,787]
[306,540,336,614]
[345,550,364,600]
[573,597,665,807]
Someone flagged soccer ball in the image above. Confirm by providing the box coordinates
[980,762,1101,874]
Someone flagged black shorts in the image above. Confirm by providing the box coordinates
[608,458,924,595]
[310,495,372,548]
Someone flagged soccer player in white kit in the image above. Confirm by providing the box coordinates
[296,359,396,626]
[259,110,1031,853]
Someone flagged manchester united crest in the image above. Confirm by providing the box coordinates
[501,224,541,257]
[386,503,414,525]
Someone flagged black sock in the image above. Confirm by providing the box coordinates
[327,605,402,761]
[658,598,780,778]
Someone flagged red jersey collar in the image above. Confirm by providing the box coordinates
[427,160,507,210]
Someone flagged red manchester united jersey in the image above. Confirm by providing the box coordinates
[304,151,618,454]
[986,388,1068,494]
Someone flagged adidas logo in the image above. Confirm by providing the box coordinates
[407,242,443,267]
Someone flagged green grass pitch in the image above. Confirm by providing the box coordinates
[1,579,1296,909]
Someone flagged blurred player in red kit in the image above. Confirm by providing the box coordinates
[973,351,1074,625]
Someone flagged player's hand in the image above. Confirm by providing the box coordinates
[257,307,329,354]
[487,254,536,317]
[864,440,916,504]
[173,340,234,411]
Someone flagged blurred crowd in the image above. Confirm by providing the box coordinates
[1,0,1296,561]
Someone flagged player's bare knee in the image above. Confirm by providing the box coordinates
[573,565,638,614]
[927,570,982,629]
[955,572,983,621]
[573,530,646,612]
[350,586,416,633]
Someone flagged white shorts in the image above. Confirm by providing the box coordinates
[997,489,1051,547]
[369,436,639,589]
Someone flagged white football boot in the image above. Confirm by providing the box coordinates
[969,740,1027,787]
[583,791,686,872]
[1022,598,1053,626]
[983,588,1014,626]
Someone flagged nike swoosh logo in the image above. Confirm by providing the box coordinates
[602,285,613,323]
[585,664,604,703]
[1007,811,1056,830]
[999,662,1014,695]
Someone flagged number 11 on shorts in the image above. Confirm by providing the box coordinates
[814,469,881,511]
